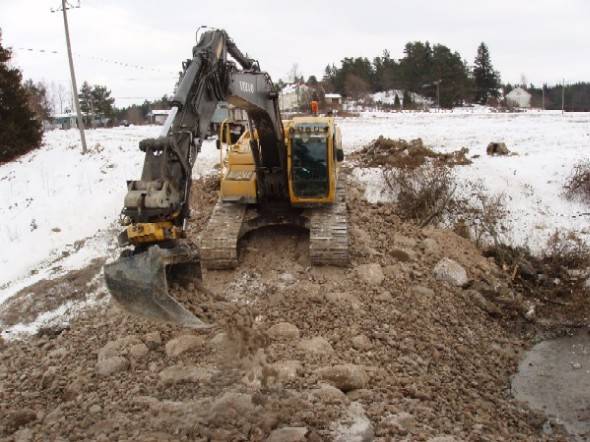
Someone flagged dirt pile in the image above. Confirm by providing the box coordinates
[349,136,472,169]
[0,174,572,441]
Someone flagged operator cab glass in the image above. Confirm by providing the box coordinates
[291,123,330,198]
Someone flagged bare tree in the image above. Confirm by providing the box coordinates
[50,82,70,114]
[286,63,300,83]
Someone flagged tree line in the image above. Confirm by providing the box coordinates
[319,42,590,111]
[321,42,500,108]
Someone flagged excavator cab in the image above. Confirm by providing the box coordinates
[287,117,344,206]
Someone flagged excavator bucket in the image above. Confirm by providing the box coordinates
[104,244,212,329]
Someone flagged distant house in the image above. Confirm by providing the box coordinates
[324,93,342,112]
[506,87,531,108]
[372,90,404,107]
[48,112,78,130]
[148,109,172,124]
[279,83,311,112]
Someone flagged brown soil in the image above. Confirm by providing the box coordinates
[0,175,577,441]
[349,136,472,169]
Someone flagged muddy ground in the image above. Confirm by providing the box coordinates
[0,168,588,441]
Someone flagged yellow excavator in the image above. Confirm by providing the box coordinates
[104,29,348,328]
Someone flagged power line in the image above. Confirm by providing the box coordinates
[10,46,178,75]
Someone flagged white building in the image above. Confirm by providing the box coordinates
[324,93,342,111]
[279,83,311,112]
[506,87,531,108]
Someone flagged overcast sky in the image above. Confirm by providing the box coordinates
[1,0,589,107]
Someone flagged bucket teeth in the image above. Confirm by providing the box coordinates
[104,244,212,329]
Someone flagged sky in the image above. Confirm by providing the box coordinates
[1,0,589,108]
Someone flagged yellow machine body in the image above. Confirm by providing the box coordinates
[126,221,183,245]
[218,116,342,207]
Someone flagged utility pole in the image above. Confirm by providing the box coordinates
[52,0,87,153]
[434,79,442,111]
[561,78,566,115]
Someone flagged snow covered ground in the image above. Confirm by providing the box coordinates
[1,110,589,315]
[341,110,590,252]
[0,125,218,304]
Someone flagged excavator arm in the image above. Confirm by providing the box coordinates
[120,29,287,240]
[104,29,288,327]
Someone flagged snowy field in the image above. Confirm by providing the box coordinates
[1,111,590,305]
[341,110,590,252]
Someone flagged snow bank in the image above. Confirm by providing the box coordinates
[0,126,218,300]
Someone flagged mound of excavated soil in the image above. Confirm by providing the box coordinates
[0,174,570,441]
[349,136,472,169]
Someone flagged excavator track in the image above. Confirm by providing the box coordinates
[199,200,246,270]
[309,179,349,266]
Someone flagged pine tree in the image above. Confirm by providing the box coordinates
[0,29,42,162]
[402,90,413,110]
[473,42,500,104]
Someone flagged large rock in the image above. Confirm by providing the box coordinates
[159,365,217,385]
[143,332,162,350]
[298,337,334,355]
[384,411,416,435]
[13,428,34,442]
[351,335,372,351]
[318,364,368,392]
[332,402,374,442]
[433,258,468,287]
[267,322,300,341]
[128,343,149,359]
[98,335,142,360]
[208,332,232,352]
[96,356,129,377]
[266,427,308,442]
[356,263,385,286]
[466,289,501,315]
[412,285,435,298]
[208,392,257,424]
[278,272,297,286]
[420,238,440,255]
[325,292,363,310]
[5,409,37,433]
[393,233,417,249]
[312,383,348,404]
[271,360,302,381]
[390,248,414,262]
[165,335,205,358]
[486,142,510,156]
